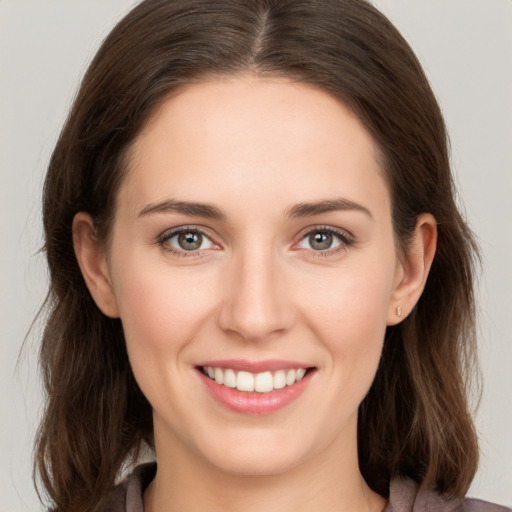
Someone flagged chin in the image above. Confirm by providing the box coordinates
[191,425,319,478]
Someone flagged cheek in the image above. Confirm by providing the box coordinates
[111,257,216,356]
[110,258,221,409]
[303,262,394,335]
[299,258,395,386]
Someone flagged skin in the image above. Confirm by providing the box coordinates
[73,76,436,512]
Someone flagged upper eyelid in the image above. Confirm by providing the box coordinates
[295,224,354,241]
[157,225,219,249]
[159,225,216,239]
[292,225,356,256]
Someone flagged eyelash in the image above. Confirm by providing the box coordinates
[293,225,355,258]
[157,226,217,258]
[157,225,355,258]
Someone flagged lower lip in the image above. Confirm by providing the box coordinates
[198,370,314,415]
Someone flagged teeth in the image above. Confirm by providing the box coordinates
[202,366,309,393]
[254,371,273,393]
[286,369,296,385]
[296,368,306,381]
[224,368,236,388]
[273,370,286,389]
[214,367,224,385]
[237,371,254,392]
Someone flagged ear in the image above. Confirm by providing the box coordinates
[387,213,437,325]
[72,212,120,318]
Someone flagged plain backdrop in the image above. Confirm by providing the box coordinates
[1,1,511,510]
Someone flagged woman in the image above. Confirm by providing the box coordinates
[35,0,510,511]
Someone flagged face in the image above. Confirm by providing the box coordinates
[91,77,407,476]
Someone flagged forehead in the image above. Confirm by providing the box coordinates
[120,76,389,218]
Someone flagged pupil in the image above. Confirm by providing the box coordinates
[310,232,332,250]
[178,232,202,250]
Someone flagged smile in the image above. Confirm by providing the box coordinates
[197,360,315,415]
[201,366,307,393]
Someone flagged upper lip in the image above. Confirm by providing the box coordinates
[196,359,313,373]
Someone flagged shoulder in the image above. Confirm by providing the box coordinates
[97,463,156,512]
[385,477,511,512]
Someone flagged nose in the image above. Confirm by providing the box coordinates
[217,246,294,343]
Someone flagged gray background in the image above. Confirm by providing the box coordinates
[1,1,511,510]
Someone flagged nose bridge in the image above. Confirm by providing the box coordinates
[218,241,292,342]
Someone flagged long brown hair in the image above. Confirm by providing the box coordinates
[36,0,479,510]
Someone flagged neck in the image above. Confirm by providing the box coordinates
[144,421,386,512]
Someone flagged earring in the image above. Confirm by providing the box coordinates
[395,306,402,318]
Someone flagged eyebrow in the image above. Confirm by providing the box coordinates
[138,199,226,219]
[137,197,372,221]
[286,198,373,219]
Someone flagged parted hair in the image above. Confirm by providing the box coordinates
[36,1,480,510]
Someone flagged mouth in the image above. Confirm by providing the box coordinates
[200,365,309,393]
[196,360,316,415]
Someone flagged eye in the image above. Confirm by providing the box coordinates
[296,227,353,253]
[302,231,339,251]
[159,228,215,254]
